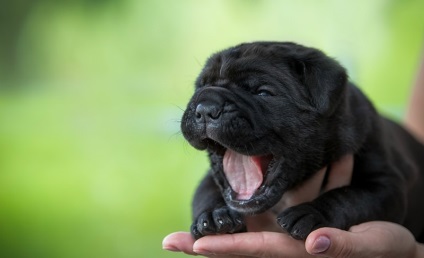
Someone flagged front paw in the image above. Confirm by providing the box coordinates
[277,203,328,240]
[191,206,245,239]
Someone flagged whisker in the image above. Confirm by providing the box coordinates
[193,56,202,67]
[167,130,182,143]
[172,103,186,113]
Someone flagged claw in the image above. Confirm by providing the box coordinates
[190,207,246,238]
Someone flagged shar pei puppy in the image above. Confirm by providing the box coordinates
[180,42,424,241]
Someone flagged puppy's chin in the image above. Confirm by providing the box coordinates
[223,186,284,215]
[220,149,285,215]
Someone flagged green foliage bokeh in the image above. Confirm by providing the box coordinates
[0,0,423,257]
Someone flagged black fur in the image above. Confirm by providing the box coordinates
[180,42,424,241]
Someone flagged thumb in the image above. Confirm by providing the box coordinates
[305,227,368,258]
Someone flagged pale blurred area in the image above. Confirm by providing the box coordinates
[0,1,423,257]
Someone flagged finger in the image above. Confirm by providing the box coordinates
[162,232,198,255]
[306,222,422,258]
[305,227,369,258]
[281,165,327,208]
[323,154,353,192]
[193,231,312,258]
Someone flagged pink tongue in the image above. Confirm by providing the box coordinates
[223,149,264,200]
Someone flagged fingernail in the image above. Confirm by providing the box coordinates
[312,235,331,254]
[163,245,180,252]
[193,248,213,255]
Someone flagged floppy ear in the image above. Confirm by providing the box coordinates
[289,46,348,115]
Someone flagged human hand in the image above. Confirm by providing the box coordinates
[163,221,424,258]
[306,221,424,258]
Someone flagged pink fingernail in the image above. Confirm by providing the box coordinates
[193,248,213,255]
[312,235,330,254]
[163,245,180,252]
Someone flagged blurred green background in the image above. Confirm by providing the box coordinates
[0,0,423,257]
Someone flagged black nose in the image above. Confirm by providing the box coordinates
[195,103,222,123]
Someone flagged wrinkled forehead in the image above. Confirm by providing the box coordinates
[197,47,292,88]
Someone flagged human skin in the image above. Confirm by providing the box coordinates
[405,50,424,144]
[163,222,424,258]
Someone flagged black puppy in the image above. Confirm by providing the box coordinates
[180,42,424,241]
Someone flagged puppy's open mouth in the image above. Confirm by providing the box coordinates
[223,149,273,200]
